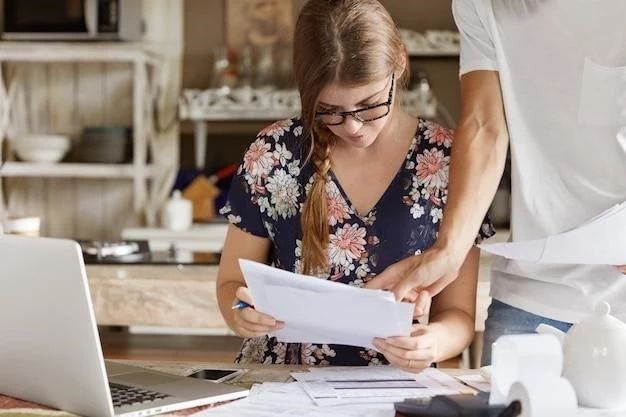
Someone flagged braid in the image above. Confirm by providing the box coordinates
[301,128,334,275]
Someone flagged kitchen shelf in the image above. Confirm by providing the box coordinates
[1,162,157,179]
[0,41,161,224]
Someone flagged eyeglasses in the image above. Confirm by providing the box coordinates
[315,73,395,126]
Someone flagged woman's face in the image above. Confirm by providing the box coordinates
[316,74,396,149]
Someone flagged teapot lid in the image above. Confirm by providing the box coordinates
[575,302,626,331]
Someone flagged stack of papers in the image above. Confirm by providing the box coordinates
[479,201,626,265]
[239,260,414,349]
[191,366,471,417]
[291,366,471,406]
[191,381,394,417]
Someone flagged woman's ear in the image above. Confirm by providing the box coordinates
[396,44,408,82]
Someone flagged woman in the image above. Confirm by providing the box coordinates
[217,0,493,372]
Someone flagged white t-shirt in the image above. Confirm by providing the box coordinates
[453,0,626,323]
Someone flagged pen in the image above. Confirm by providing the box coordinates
[231,300,254,310]
[498,400,521,417]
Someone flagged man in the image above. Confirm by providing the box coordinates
[367,0,626,364]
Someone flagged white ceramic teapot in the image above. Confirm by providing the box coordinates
[536,302,626,409]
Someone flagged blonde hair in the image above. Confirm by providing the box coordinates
[293,0,409,275]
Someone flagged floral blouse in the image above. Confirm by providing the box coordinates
[219,117,494,366]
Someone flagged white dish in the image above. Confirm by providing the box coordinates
[13,147,68,163]
[11,134,71,163]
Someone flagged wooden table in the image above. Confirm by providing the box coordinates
[0,361,475,417]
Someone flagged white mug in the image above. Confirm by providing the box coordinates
[162,191,192,231]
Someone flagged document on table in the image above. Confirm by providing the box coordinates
[291,366,472,406]
[239,260,414,350]
[191,381,394,416]
[479,201,626,265]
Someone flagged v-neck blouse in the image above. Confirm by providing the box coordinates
[220,117,494,366]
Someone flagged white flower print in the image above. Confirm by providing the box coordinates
[293,239,303,274]
[240,337,269,363]
[257,196,271,215]
[287,160,301,176]
[243,138,275,180]
[326,182,351,226]
[293,125,303,136]
[263,220,275,240]
[410,203,425,219]
[348,277,364,287]
[304,177,314,196]
[272,343,287,364]
[300,344,336,365]
[259,119,293,141]
[273,142,293,166]
[328,224,366,267]
[430,207,443,224]
[265,169,300,219]
[228,214,242,224]
[361,211,376,226]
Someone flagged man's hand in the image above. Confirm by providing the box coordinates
[365,245,464,301]
[618,265,626,274]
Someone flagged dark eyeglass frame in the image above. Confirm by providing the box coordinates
[315,73,395,126]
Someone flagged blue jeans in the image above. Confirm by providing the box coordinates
[481,299,573,366]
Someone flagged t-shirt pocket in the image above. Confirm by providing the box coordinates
[578,57,626,127]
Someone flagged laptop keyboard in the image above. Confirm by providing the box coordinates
[109,382,172,408]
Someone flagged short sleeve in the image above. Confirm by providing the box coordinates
[452,0,499,76]
[218,141,270,239]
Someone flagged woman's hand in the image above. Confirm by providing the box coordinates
[618,265,626,274]
[372,324,438,373]
[231,286,285,338]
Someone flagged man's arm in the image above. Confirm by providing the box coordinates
[366,70,509,299]
[436,71,509,273]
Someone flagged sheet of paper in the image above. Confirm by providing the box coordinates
[291,366,471,406]
[239,260,414,349]
[191,381,394,417]
[479,201,626,265]
[455,373,491,392]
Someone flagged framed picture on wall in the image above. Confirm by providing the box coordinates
[226,0,294,50]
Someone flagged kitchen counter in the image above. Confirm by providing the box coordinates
[84,250,220,266]
[86,262,229,332]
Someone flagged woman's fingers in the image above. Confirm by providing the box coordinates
[376,338,433,361]
[234,312,284,337]
[374,341,432,371]
[232,286,284,337]
[413,291,431,317]
[235,286,255,305]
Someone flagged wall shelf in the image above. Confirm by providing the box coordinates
[1,162,157,179]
